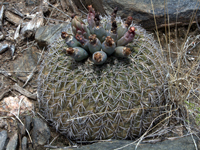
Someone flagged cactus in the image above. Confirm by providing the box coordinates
[38,6,168,142]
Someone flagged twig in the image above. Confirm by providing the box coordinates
[11,112,33,143]
[43,145,58,148]
[0,2,9,5]
[79,0,88,13]
[23,67,37,88]
[142,138,162,143]
[37,47,45,65]
[45,1,71,18]
[0,88,10,101]
[17,96,24,117]
[195,15,200,31]
[44,135,60,149]
[49,135,59,145]
[0,69,17,82]
[13,83,37,100]
[37,112,48,122]
[0,5,5,40]
[186,108,198,150]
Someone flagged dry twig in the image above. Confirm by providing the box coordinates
[13,83,37,100]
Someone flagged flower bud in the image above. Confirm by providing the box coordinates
[61,32,81,48]
[75,34,89,51]
[92,51,107,65]
[117,27,135,46]
[71,16,90,39]
[114,46,131,58]
[65,47,88,61]
[107,21,118,42]
[117,24,127,40]
[102,36,116,56]
[88,34,102,54]
[87,5,95,29]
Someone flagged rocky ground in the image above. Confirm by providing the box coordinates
[0,0,200,150]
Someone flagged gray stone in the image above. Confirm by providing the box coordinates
[25,0,34,6]
[49,0,57,4]
[73,0,200,29]
[35,23,71,47]
[0,42,10,54]
[4,10,23,25]
[0,118,8,129]
[22,136,28,150]
[18,123,26,136]
[6,132,18,150]
[25,0,40,6]
[31,117,50,146]
[25,115,32,133]
[12,46,39,78]
[66,135,199,150]
[0,130,7,150]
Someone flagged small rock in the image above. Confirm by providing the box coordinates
[0,130,7,150]
[0,95,34,117]
[0,42,10,54]
[22,136,28,150]
[70,136,200,150]
[0,118,8,129]
[25,0,35,6]
[74,0,200,29]
[21,11,43,38]
[12,46,39,78]
[35,23,71,47]
[6,132,18,150]
[4,10,23,25]
[18,123,26,136]
[25,115,32,133]
[49,0,56,4]
[25,0,40,6]
[31,117,50,146]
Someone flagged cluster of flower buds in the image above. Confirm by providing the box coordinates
[61,5,135,65]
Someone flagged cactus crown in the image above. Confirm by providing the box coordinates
[62,5,136,63]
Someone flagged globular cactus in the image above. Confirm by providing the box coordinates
[38,5,168,142]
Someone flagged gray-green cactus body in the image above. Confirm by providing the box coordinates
[93,26,107,42]
[117,24,127,40]
[38,13,167,142]
[109,32,118,42]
